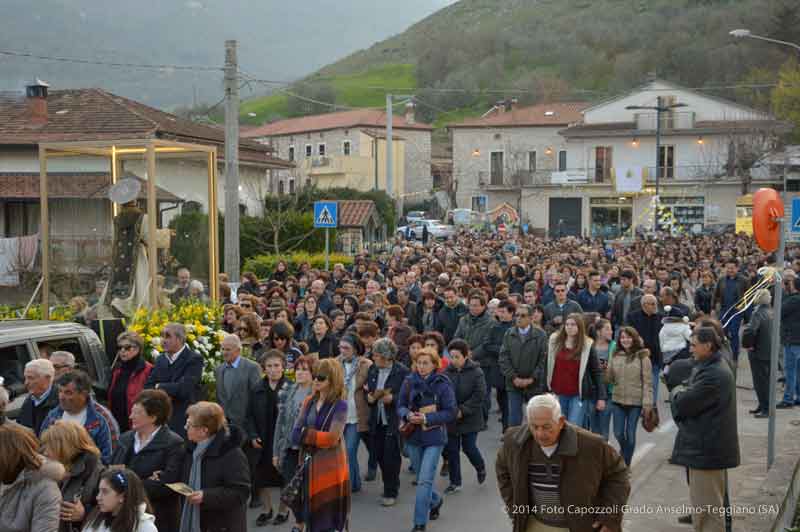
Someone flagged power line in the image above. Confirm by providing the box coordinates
[0,48,223,72]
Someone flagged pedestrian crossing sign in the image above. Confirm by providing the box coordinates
[314,201,338,228]
[793,198,800,233]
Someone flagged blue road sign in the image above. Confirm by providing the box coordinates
[314,201,338,228]
[792,198,800,233]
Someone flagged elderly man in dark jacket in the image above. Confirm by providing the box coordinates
[670,326,740,532]
[743,289,772,417]
[499,305,548,427]
[628,294,664,402]
[496,393,630,532]
[444,339,487,493]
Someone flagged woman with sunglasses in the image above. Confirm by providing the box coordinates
[291,358,350,532]
[236,313,263,358]
[108,332,153,433]
[272,355,314,532]
[268,320,304,378]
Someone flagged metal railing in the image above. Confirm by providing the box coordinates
[634,111,696,130]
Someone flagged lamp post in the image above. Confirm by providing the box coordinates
[729,29,800,53]
[625,98,687,231]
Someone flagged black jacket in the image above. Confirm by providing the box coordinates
[444,359,487,435]
[782,293,800,345]
[483,320,513,388]
[111,427,186,531]
[306,333,339,359]
[744,304,773,361]
[628,310,664,366]
[611,287,643,327]
[694,284,714,315]
[670,351,740,470]
[144,346,204,438]
[17,386,58,436]
[179,425,251,532]
[437,302,467,343]
[246,377,289,463]
[59,451,104,532]
[366,362,410,436]
[712,274,749,312]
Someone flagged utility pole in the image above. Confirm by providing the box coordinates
[386,93,394,203]
[224,40,240,282]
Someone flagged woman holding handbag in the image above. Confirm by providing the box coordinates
[397,348,457,532]
[289,358,350,532]
[605,326,654,466]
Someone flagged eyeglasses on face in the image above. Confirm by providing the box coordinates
[118,344,136,351]
[313,375,328,382]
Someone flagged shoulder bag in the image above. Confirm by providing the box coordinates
[640,358,660,432]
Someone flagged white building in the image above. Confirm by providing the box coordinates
[450,80,787,237]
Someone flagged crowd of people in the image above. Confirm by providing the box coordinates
[1,229,799,532]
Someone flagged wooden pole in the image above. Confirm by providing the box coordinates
[39,146,50,320]
[208,150,219,303]
[146,143,158,308]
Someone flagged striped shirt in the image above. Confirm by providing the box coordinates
[528,452,567,527]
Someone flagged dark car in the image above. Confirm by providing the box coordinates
[0,320,112,417]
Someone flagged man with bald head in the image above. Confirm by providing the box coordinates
[214,333,261,431]
[628,294,664,402]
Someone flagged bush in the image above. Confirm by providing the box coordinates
[243,252,354,279]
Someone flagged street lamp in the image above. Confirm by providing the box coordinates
[625,98,687,231]
[729,29,800,53]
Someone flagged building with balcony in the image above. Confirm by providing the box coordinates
[450,80,788,238]
[242,107,431,202]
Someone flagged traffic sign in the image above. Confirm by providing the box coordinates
[793,198,800,233]
[314,201,338,228]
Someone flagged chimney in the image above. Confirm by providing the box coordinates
[404,101,416,125]
[26,79,49,126]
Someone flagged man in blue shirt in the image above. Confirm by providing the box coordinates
[577,271,610,317]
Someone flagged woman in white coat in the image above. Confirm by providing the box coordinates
[82,469,157,532]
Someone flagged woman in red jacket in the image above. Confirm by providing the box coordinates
[108,331,153,432]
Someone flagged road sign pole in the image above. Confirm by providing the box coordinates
[325,227,330,271]
[768,216,785,469]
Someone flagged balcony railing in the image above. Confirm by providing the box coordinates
[478,170,553,188]
[634,111,696,130]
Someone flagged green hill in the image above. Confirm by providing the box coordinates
[241,0,800,126]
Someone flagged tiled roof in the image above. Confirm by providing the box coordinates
[0,89,293,168]
[0,172,181,201]
[337,200,379,227]
[362,129,406,140]
[447,102,589,128]
[241,108,433,138]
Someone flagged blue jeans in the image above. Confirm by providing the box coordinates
[445,432,485,486]
[589,399,612,441]
[557,395,586,428]
[344,423,361,492]
[507,388,526,427]
[406,443,444,527]
[611,403,641,466]
[784,344,800,404]
[652,363,662,404]
[724,313,742,362]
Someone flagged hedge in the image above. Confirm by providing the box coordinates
[243,252,354,278]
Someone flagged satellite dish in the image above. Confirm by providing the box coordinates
[108,178,141,205]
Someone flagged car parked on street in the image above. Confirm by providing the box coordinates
[0,320,112,417]
[397,219,456,241]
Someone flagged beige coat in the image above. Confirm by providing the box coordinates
[0,456,64,532]
[606,349,653,408]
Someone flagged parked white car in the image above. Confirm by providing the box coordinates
[397,219,455,241]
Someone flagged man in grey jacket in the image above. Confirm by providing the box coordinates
[454,289,496,426]
[543,281,583,332]
[499,305,548,427]
[215,334,262,432]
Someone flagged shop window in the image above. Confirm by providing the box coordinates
[590,198,633,239]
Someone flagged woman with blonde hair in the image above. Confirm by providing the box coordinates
[40,420,105,532]
[290,358,350,532]
[0,422,63,532]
